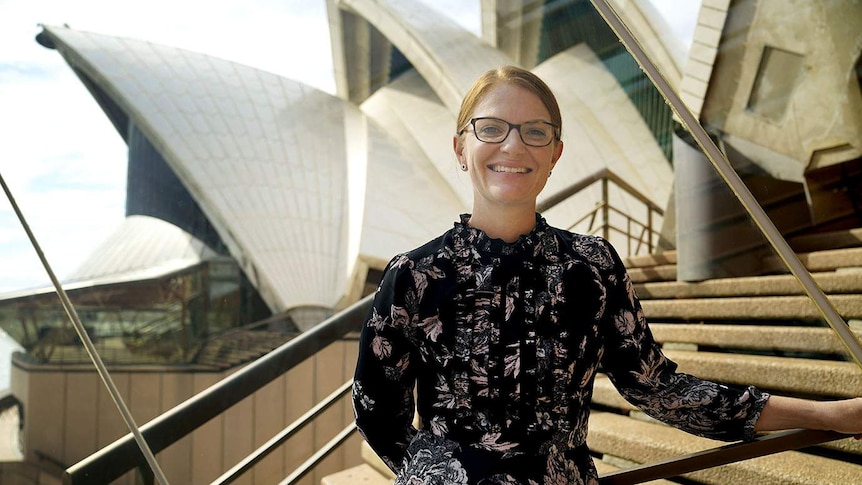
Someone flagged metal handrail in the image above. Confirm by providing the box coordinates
[587,0,862,481]
[589,0,862,368]
[212,379,354,484]
[538,167,664,216]
[539,167,665,255]
[55,1,862,481]
[63,294,372,485]
[2,170,168,485]
[277,423,358,485]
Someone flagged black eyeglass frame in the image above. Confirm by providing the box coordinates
[459,117,561,147]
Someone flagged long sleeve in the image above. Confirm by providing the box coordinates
[352,255,418,472]
[598,240,769,442]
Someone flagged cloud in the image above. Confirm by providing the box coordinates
[0,0,689,295]
[0,0,339,293]
[646,0,701,48]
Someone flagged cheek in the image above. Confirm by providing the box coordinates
[464,142,493,164]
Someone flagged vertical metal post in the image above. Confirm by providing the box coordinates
[0,172,170,484]
[602,178,609,241]
[647,208,654,253]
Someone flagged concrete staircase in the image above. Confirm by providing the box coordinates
[324,228,862,484]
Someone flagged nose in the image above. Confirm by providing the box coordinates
[501,126,526,151]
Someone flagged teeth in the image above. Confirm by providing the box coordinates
[491,165,529,173]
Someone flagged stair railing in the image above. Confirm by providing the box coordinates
[27,1,862,482]
[212,379,355,484]
[60,166,857,484]
[586,0,862,481]
[62,295,372,485]
[538,167,664,256]
[588,0,862,368]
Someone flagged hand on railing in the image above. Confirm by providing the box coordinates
[754,395,862,440]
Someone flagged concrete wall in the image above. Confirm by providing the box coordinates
[9,337,361,485]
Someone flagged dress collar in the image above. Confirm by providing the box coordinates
[452,213,552,257]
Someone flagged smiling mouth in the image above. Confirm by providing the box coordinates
[490,165,531,174]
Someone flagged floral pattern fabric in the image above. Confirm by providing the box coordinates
[353,214,769,484]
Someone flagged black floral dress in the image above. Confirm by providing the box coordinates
[352,214,769,485]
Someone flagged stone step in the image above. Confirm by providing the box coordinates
[587,411,862,485]
[628,264,677,283]
[591,376,862,458]
[640,294,862,320]
[649,324,862,355]
[321,464,392,485]
[788,227,862,253]
[625,241,862,284]
[360,440,395,480]
[661,349,862,399]
[762,247,862,274]
[624,250,677,269]
[635,271,862,299]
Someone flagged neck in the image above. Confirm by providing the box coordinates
[468,203,537,243]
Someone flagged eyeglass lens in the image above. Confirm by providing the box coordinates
[472,118,555,147]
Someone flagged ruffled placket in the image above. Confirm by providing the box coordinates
[449,214,553,444]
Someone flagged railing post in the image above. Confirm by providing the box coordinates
[647,208,654,253]
[602,177,609,241]
[626,216,632,256]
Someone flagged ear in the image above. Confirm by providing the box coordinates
[453,134,465,163]
[550,140,563,169]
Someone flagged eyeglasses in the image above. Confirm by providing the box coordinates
[460,117,560,147]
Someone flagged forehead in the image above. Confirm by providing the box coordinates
[472,83,551,122]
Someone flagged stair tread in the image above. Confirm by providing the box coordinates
[788,227,862,252]
[588,411,862,484]
[636,271,862,299]
[624,251,677,269]
[640,294,862,320]
[649,323,862,355]
[321,464,392,485]
[625,245,862,285]
[762,247,862,274]
[662,349,862,398]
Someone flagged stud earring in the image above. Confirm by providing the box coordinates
[461,164,468,172]
[549,170,553,176]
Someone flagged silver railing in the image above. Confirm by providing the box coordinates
[538,167,665,256]
[4,1,861,484]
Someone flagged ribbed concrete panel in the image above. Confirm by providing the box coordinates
[41,26,355,312]
[360,69,472,208]
[339,0,513,113]
[534,45,672,231]
[483,0,682,85]
[481,0,542,69]
[359,114,465,265]
[65,215,218,285]
[680,2,728,118]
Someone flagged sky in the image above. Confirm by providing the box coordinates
[0,0,700,295]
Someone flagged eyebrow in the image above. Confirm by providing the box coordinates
[476,116,555,124]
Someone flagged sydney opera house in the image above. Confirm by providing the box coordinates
[1,0,861,484]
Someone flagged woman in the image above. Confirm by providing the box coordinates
[351,65,862,484]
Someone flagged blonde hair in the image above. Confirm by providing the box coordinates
[456,65,562,138]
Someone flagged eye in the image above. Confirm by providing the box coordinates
[523,123,551,140]
[479,125,504,135]
[475,119,508,139]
